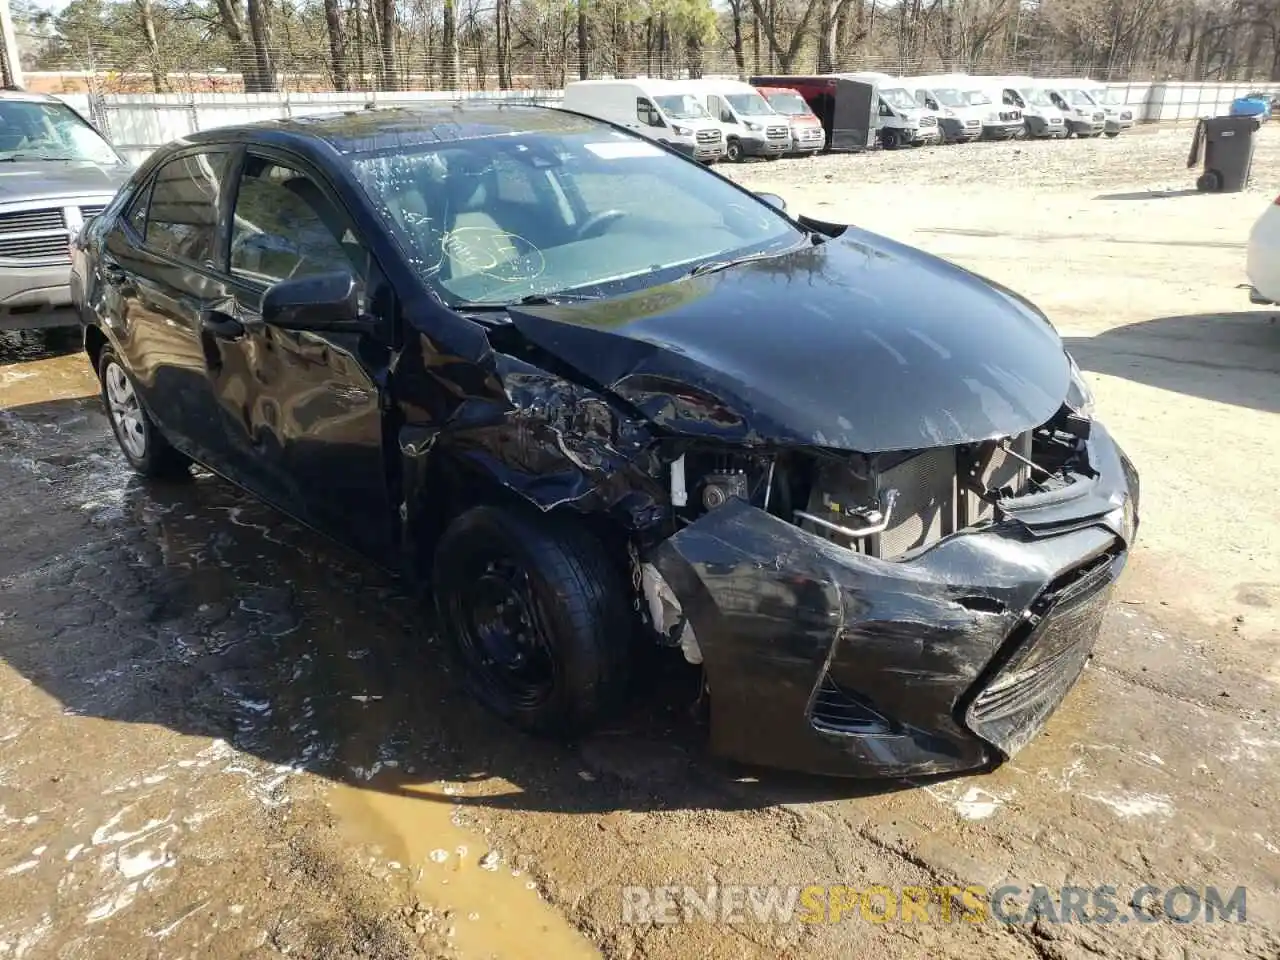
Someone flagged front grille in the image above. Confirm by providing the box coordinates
[0,207,64,233]
[0,233,70,262]
[1093,111,1105,121]
[919,116,937,127]
[1120,110,1132,120]
[999,110,1021,121]
[798,126,823,140]
[964,549,1118,757]
[80,204,107,219]
[766,125,789,139]
[695,129,720,143]
[964,119,981,127]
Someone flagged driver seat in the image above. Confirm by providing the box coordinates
[439,167,522,283]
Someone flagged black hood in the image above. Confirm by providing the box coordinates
[507,226,1071,453]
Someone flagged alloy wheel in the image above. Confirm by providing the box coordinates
[104,361,147,459]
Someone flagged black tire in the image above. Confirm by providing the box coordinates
[1196,170,1223,192]
[1105,130,1120,138]
[96,346,192,480]
[432,504,632,737]
[725,138,744,162]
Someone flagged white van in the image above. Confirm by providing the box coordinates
[960,80,1023,139]
[991,76,1068,138]
[684,79,792,161]
[1073,79,1135,136]
[561,79,727,162]
[1039,82,1107,137]
[843,71,940,148]
[907,74,985,144]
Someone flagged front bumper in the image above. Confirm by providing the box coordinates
[1105,115,1134,133]
[651,421,1139,778]
[1026,116,1067,138]
[1068,118,1106,136]
[982,122,1022,139]
[0,263,79,331]
[742,135,791,157]
[666,140,726,162]
[941,118,982,141]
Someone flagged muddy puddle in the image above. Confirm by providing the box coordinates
[333,779,600,959]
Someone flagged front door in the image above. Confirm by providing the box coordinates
[210,150,395,560]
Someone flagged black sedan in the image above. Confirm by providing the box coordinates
[72,104,1139,778]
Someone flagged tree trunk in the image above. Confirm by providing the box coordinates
[377,0,397,90]
[577,0,588,79]
[441,0,459,88]
[496,0,511,88]
[323,0,348,90]
[246,0,276,92]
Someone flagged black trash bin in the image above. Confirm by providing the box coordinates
[1187,115,1260,192]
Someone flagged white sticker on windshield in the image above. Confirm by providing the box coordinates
[583,141,665,159]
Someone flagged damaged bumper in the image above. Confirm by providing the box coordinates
[650,423,1139,778]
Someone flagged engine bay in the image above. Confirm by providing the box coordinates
[665,406,1096,561]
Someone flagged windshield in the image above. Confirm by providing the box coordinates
[763,91,812,116]
[880,87,917,110]
[653,94,709,120]
[1019,87,1053,107]
[963,89,992,106]
[351,124,802,307]
[0,99,121,164]
[1067,89,1097,106]
[725,93,775,116]
[933,88,968,108]
[1100,88,1125,105]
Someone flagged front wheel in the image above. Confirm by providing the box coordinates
[725,138,744,162]
[1105,130,1120,138]
[97,346,191,480]
[432,505,633,736]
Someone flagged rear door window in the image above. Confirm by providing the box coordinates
[144,151,232,265]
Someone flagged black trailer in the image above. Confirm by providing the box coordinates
[749,74,877,151]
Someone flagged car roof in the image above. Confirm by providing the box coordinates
[180,103,601,157]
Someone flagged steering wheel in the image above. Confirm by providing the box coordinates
[576,209,627,240]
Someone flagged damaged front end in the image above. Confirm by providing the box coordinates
[401,225,1139,778]
[642,405,1139,778]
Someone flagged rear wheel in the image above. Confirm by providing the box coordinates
[97,346,191,480]
[432,504,633,736]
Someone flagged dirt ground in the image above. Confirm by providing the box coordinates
[1,122,1277,960]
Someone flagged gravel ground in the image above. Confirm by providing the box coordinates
[0,122,1277,960]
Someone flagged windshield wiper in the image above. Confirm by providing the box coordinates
[452,292,604,311]
[686,240,815,279]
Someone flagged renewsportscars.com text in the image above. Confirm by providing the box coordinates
[620,884,1248,926]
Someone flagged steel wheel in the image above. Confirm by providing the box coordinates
[104,360,147,459]
[450,556,560,711]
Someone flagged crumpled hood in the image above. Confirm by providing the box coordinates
[507,226,1071,453]
[0,161,131,204]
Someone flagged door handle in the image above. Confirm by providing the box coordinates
[201,309,245,340]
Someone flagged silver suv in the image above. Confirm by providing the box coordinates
[0,91,131,331]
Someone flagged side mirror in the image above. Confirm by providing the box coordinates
[262,270,365,332]
[756,192,787,212]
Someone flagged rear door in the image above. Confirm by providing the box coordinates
[100,147,239,466]
[211,148,396,559]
